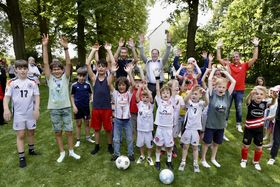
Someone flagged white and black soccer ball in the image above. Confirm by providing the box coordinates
[159,169,174,185]
[115,155,130,170]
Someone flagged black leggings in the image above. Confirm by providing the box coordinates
[271,119,280,159]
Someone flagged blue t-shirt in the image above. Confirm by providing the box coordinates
[71,81,92,108]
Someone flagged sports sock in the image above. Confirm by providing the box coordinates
[167,151,172,162]
[19,152,25,159]
[155,152,160,162]
[28,144,35,153]
[57,151,65,163]
[91,144,100,155]
[241,147,249,160]
[254,149,263,162]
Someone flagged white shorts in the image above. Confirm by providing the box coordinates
[180,129,200,145]
[13,120,36,131]
[136,131,153,148]
[173,115,185,138]
[153,126,174,147]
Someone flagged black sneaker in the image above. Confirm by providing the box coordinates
[19,157,26,168]
[155,161,161,171]
[91,146,100,155]
[107,145,114,154]
[29,150,40,155]
[128,155,135,162]
[111,154,119,161]
[166,161,173,170]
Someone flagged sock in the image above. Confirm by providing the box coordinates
[241,147,249,160]
[91,144,100,155]
[57,151,65,163]
[28,144,35,153]
[181,159,186,162]
[77,138,81,141]
[19,152,25,159]
[167,151,172,162]
[193,160,198,165]
[155,152,160,162]
[254,149,263,163]
[237,122,241,126]
[107,144,113,153]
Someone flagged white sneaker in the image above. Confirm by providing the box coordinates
[223,135,230,142]
[267,159,275,165]
[178,161,186,171]
[69,150,81,160]
[237,125,243,133]
[136,156,145,164]
[263,144,272,148]
[211,159,221,168]
[92,133,95,137]
[57,151,65,163]
[75,141,80,147]
[240,159,247,168]
[147,157,154,166]
[253,162,261,171]
[193,163,200,173]
[201,160,211,168]
[86,138,95,144]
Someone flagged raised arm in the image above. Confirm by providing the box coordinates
[138,34,148,63]
[222,70,236,95]
[104,43,116,66]
[193,60,202,80]
[94,43,100,62]
[136,83,142,103]
[247,37,260,68]
[200,51,209,75]
[108,62,118,91]
[114,38,124,60]
[173,49,181,70]
[201,68,211,89]
[86,46,98,82]
[246,90,255,105]
[128,38,139,62]
[208,68,216,96]
[161,31,172,66]
[42,34,50,79]
[124,63,135,92]
[154,69,161,97]
[217,39,226,66]
[59,36,71,78]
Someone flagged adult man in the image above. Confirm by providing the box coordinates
[217,37,260,133]
[139,31,172,98]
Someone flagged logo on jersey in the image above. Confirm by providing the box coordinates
[15,85,20,89]
[251,109,264,117]
[84,85,87,89]
[259,103,265,110]
[28,83,33,89]
[215,105,226,112]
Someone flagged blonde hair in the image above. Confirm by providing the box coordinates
[160,85,172,95]
[215,77,228,86]
[254,85,268,96]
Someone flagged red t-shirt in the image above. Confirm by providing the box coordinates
[130,88,142,114]
[229,62,249,91]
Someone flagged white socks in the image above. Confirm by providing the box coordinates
[57,151,65,163]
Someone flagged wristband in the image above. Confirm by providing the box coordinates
[155,76,160,80]
[254,45,258,47]
[64,47,69,50]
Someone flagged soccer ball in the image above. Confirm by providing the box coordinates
[115,156,130,170]
[159,169,174,185]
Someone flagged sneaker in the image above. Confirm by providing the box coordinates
[111,154,119,161]
[267,147,272,151]
[29,149,40,155]
[166,161,173,170]
[86,138,95,144]
[201,160,211,168]
[237,125,243,133]
[69,151,81,160]
[253,162,261,171]
[267,158,275,165]
[211,159,221,168]
[147,157,154,166]
[136,156,145,164]
[92,133,95,137]
[223,135,230,142]
[178,161,186,171]
[19,157,27,168]
[57,151,66,163]
[107,145,114,154]
[263,144,272,148]
[128,154,135,162]
[90,145,100,155]
[155,161,161,171]
[75,141,80,147]
[240,159,247,168]
[193,164,200,173]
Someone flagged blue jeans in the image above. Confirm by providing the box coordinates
[226,90,244,124]
[113,118,134,156]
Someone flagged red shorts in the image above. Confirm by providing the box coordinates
[91,109,112,131]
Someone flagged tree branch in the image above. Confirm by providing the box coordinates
[0,2,8,14]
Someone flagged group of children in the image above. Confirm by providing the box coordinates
[3,34,280,175]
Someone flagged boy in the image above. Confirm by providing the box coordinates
[3,60,40,168]
[85,43,115,155]
[70,67,95,147]
[42,34,80,163]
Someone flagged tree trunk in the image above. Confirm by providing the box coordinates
[77,0,86,65]
[95,10,106,59]
[186,0,199,58]
[1,0,26,59]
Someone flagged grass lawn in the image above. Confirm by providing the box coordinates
[0,84,280,187]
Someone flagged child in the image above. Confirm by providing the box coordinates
[201,67,236,168]
[240,86,276,170]
[42,34,80,163]
[110,63,135,161]
[153,69,176,170]
[255,76,265,86]
[86,44,114,155]
[70,67,95,147]
[135,81,154,165]
[3,60,40,168]
[179,85,208,172]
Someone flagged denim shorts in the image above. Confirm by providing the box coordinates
[50,107,73,132]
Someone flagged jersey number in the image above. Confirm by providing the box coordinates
[193,108,197,114]
[20,90,28,97]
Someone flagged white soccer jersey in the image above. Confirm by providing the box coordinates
[173,95,185,125]
[5,78,40,122]
[154,95,175,127]
[137,101,154,132]
[112,90,132,119]
[185,100,205,130]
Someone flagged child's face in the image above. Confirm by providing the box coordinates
[135,80,142,89]
[97,64,107,75]
[257,78,264,86]
[214,70,222,78]
[161,89,171,101]
[142,95,150,103]
[118,82,127,93]
[51,67,64,78]
[191,90,201,103]
[253,89,266,103]
[77,74,86,83]
[215,82,227,96]
[186,64,194,73]
[16,67,28,79]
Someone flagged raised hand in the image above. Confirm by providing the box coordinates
[217,39,223,48]
[59,36,68,48]
[118,38,125,47]
[111,62,119,73]
[42,34,49,46]
[208,53,214,62]
[201,51,207,59]
[139,34,145,44]
[252,37,260,46]
[128,38,135,48]
[104,42,112,50]
[93,43,101,51]
[124,63,135,74]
